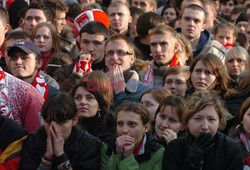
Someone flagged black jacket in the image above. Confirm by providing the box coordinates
[19,126,101,170]
[163,132,243,170]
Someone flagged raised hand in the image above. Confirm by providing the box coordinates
[162,128,177,144]
[50,122,65,157]
[116,135,135,158]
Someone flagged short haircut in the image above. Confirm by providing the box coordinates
[220,0,235,5]
[0,5,10,25]
[214,22,237,38]
[80,21,110,39]
[155,95,187,126]
[130,6,144,18]
[238,97,250,122]
[66,3,82,22]
[43,0,68,19]
[136,12,166,39]
[202,0,216,12]
[181,4,206,23]
[149,25,178,40]
[163,66,190,86]
[115,101,150,125]
[26,2,51,21]
[41,92,77,122]
[108,1,130,14]
[105,34,137,56]
[184,90,229,130]
[6,30,32,41]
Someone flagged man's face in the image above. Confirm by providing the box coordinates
[9,49,38,79]
[5,39,21,68]
[108,6,132,34]
[0,19,8,49]
[236,21,248,33]
[105,39,135,72]
[80,33,105,63]
[23,9,47,35]
[180,8,206,40]
[204,5,216,31]
[150,33,177,66]
[53,10,66,34]
[220,0,234,16]
[131,0,156,12]
[246,24,250,46]
[214,27,235,45]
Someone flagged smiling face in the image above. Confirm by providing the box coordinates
[73,86,100,118]
[34,26,53,55]
[191,60,217,90]
[116,110,150,146]
[188,105,220,137]
[155,105,182,139]
[105,39,135,72]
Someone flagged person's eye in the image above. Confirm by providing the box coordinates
[176,81,185,85]
[146,103,153,107]
[82,40,89,45]
[166,80,173,84]
[74,96,81,100]
[117,122,123,127]
[195,69,202,73]
[208,118,216,122]
[169,118,178,123]
[194,117,201,121]
[159,114,166,119]
[93,41,102,45]
[128,122,137,128]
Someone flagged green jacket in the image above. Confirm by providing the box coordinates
[100,134,164,170]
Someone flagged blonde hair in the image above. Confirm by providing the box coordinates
[225,46,249,66]
[149,25,178,41]
[163,66,190,86]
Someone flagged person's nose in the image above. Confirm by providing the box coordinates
[121,125,129,135]
[201,119,209,131]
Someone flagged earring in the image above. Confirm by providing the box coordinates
[97,111,101,119]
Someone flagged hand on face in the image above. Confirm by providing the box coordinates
[116,135,135,157]
[45,122,65,157]
[161,128,177,144]
[107,65,126,94]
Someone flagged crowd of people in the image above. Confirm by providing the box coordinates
[0,0,249,169]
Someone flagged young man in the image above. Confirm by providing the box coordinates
[179,4,211,57]
[8,40,58,99]
[0,6,43,133]
[22,2,50,35]
[203,0,218,33]
[131,0,157,12]
[139,25,178,88]
[105,34,147,109]
[54,21,110,92]
[134,12,166,60]
[108,1,132,36]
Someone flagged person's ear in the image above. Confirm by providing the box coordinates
[4,24,10,34]
[128,15,132,24]
[144,122,151,133]
[36,59,43,69]
[72,117,78,125]
[129,54,136,65]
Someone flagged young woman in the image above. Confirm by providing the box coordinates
[163,66,190,96]
[187,53,230,98]
[32,22,60,71]
[71,71,115,141]
[225,46,248,85]
[236,97,250,169]
[101,102,164,170]
[163,90,243,170]
[153,95,186,146]
[140,88,169,122]
[19,93,101,169]
[161,4,177,24]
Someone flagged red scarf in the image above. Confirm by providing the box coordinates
[31,72,49,100]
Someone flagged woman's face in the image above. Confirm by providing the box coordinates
[73,86,100,118]
[34,26,53,54]
[140,93,159,122]
[191,61,217,90]
[163,7,177,23]
[44,119,78,140]
[226,54,247,79]
[242,107,250,138]
[155,105,182,139]
[164,72,188,96]
[188,105,220,137]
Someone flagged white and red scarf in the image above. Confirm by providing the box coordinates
[32,72,49,100]
[0,69,13,119]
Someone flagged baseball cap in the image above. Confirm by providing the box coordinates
[7,40,41,58]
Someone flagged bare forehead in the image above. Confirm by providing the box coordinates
[25,9,45,18]
[108,5,130,14]
[182,8,205,20]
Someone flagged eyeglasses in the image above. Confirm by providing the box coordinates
[105,50,133,58]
